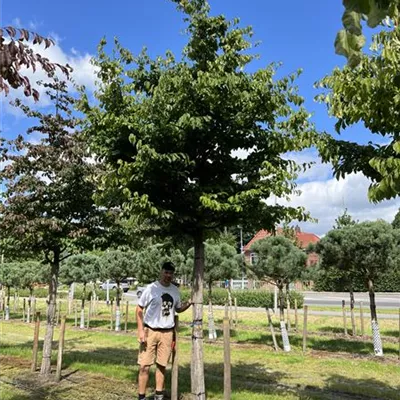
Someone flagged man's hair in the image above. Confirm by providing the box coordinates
[162,261,175,272]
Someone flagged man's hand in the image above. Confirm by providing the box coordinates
[138,328,146,344]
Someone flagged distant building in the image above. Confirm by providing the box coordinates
[244,226,320,269]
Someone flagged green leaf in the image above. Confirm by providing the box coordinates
[342,10,362,36]
[367,1,390,28]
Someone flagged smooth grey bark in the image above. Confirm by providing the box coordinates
[191,231,205,400]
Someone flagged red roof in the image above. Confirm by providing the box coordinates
[244,227,319,252]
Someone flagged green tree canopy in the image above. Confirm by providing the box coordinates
[250,235,307,288]
[335,0,399,67]
[318,10,400,202]
[134,244,185,284]
[99,250,135,284]
[392,208,400,229]
[333,208,358,229]
[19,261,48,292]
[60,253,100,286]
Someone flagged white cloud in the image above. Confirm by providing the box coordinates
[2,38,98,115]
[272,172,400,236]
[283,149,333,182]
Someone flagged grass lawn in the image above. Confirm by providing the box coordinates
[0,299,399,399]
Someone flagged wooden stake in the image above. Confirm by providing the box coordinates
[294,299,298,332]
[171,316,179,400]
[31,312,41,372]
[286,299,291,332]
[74,303,77,328]
[342,300,347,335]
[32,297,36,316]
[110,300,114,331]
[359,302,365,336]
[223,316,231,400]
[266,308,279,351]
[124,301,129,332]
[56,315,67,382]
[87,305,91,329]
[56,301,61,326]
[302,305,308,354]
[234,297,238,328]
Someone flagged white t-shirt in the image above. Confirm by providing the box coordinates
[138,281,181,329]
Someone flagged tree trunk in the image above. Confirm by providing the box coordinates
[27,288,33,323]
[5,286,10,321]
[278,282,290,352]
[68,282,75,315]
[349,288,356,336]
[278,283,285,322]
[207,283,216,340]
[80,283,86,329]
[40,250,60,375]
[191,231,205,400]
[115,285,121,331]
[368,279,383,356]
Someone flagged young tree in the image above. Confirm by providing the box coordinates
[0,262,19,320]
[333,208,357,230]
[79,0,315,393]
[251,235,307,351]
[99,250,135,331]
[185,240,240,296]
[60,254,100,328]
[317,221,398,356]
[19,261,47,323]
[0,79,115,375]
[0,26,70,100]
[392,208,400,229]
[332,209,358,321]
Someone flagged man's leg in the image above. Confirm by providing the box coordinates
[138,365,150,398]
[155,363,166,392]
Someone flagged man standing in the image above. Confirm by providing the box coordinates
[136,261,192,400]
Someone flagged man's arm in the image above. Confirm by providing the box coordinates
[176,300,192,313]
[136,304,146,342]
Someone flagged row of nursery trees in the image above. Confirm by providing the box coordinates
[2,0,400,395]
[0,236,244,327]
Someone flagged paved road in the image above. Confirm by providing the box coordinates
[124,291,399,319]
[303,292,400,308]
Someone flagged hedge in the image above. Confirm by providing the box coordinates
[180,288,303,309]
[313,268,400,293]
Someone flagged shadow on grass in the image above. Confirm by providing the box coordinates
[381,330,400,338]
[233,331,399,356]
[175,361,399,400]
[61,346,139,372]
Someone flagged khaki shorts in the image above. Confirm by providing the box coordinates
[138,327,174,367]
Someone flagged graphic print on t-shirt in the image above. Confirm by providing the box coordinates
[161,293,174,317]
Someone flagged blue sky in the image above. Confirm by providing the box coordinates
[1,0,399,235]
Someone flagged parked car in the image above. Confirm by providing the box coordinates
[99,279,130,293]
